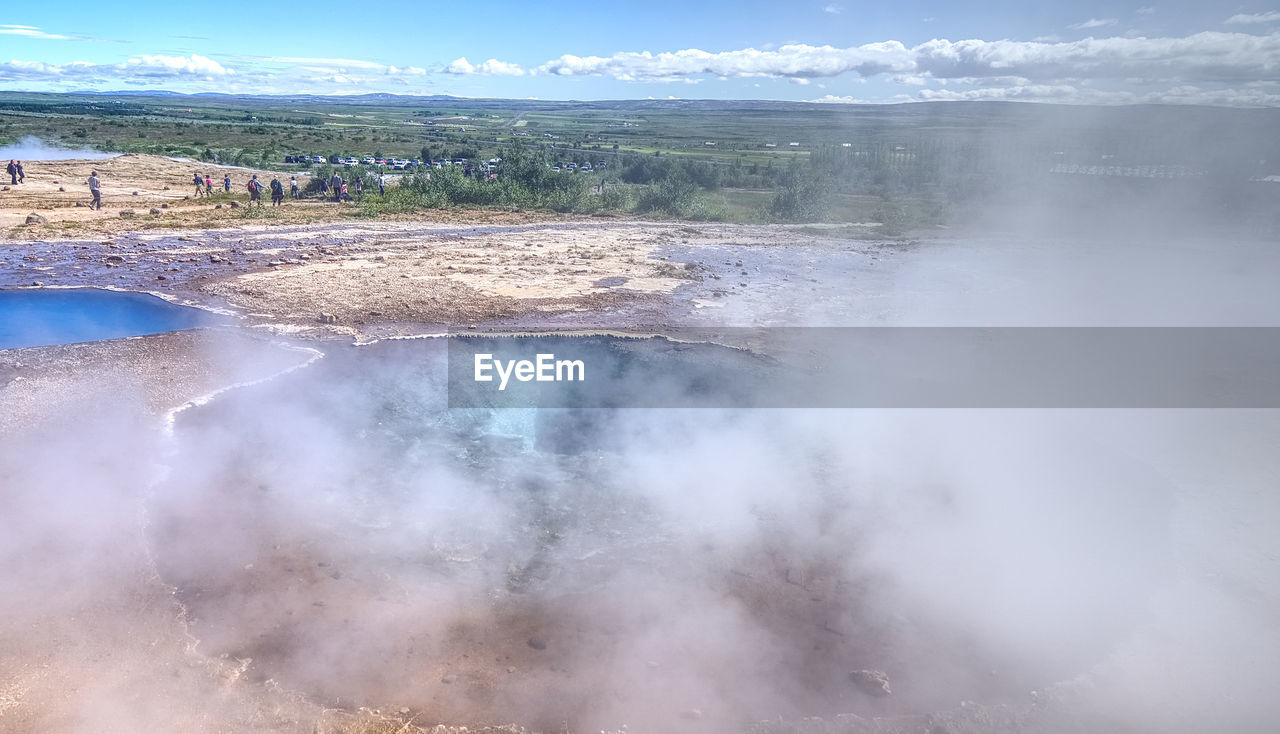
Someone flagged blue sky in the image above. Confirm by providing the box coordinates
[2,1,1279,105]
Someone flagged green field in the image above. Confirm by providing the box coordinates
[3,92,1278,229]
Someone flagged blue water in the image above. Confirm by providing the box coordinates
[0,289,214,350]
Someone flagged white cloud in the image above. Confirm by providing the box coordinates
[531,32,1280,89]
[823,4,843,14]
[537,43,915,81]
[0,54,232,83]
[1070,18,1119,30]
[1225,12,1280,25]
[0,24,71,40]
[262,56,389,70]
[1137,6,1156,16]
[442,57,526,76]
[123,54,231,76]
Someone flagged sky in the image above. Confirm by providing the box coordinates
[2,1,1279,105]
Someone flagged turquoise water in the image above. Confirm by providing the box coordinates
[0,289,214,350]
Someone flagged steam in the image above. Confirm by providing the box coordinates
[3,105,1280,732]
[0,135,119,161]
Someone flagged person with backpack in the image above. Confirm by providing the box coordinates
[205,174,214,196]
[320,179,329,197]
[193,172,205,197]
[7,160,17,185]
[15,161,24,184]
[330,172,343,203]
[223,174,231,193]
[87,170,102,210]
[270,176,284,206]
[290,176,299,199]
[247,174,264,206]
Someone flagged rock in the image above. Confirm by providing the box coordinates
[440,673,457,684]
[215,204,223,209]
[162,185,170,190]
[31,281,43,287]
[24,213,46,225]
[161,203,169,209]
[58,187,66,192]
[52,180,58,184]
[119,210,136,219]
[75,202,85,207]
[399,707,410,715]
[104,255,125,263]
[317,312,338,324]
[850,669,892,697]
[150,208,163,215]
[527,637,547,651]
[157,275,168,281]
[1,186,8,191]
[229,201,240,208]
[131,191,139,196]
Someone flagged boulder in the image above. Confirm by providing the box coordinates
[229,201,240,208]
[119,210,136,219]
[25,213,47,225]
[150,208,163,215]
[58,187,66,192]
[317,312,339,324]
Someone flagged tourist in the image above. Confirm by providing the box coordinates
[290,176,299,199]
[205,174,214,196]
[354,176,362,198]
[247,174,264,206]
[6,160,15,185]
[378,173,385,196]
[330,172,343,202]
[340,181,349,202]
[193,172,204,197]
[15,161,24,184]
[87,171,101,210]
[223,174,231,193]
[320,179,329,197]
[270,176,284,206]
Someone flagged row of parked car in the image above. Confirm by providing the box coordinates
[552,161,608,172]
[283,155,424,170]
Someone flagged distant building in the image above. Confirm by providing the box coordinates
[788,142,800,147]
[704,141,716,146]
[764,143,777,148]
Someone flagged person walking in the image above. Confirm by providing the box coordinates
[339,181,349,202]
[320,179,329,197]
[205,174,214,196]
[193,172,204,197]
[6,160,16,185]
[289,176,299,199]
[87,170,102,210]
[330,172,343,203]
[354,176,362,198]
[247,174,264,207]
[223,174,231,193]
[270,176,284,206]
[15,161,24,183]
[378,173,385,196]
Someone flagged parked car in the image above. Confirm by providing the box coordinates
[313,156,327,164]
[361,157,375,165]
